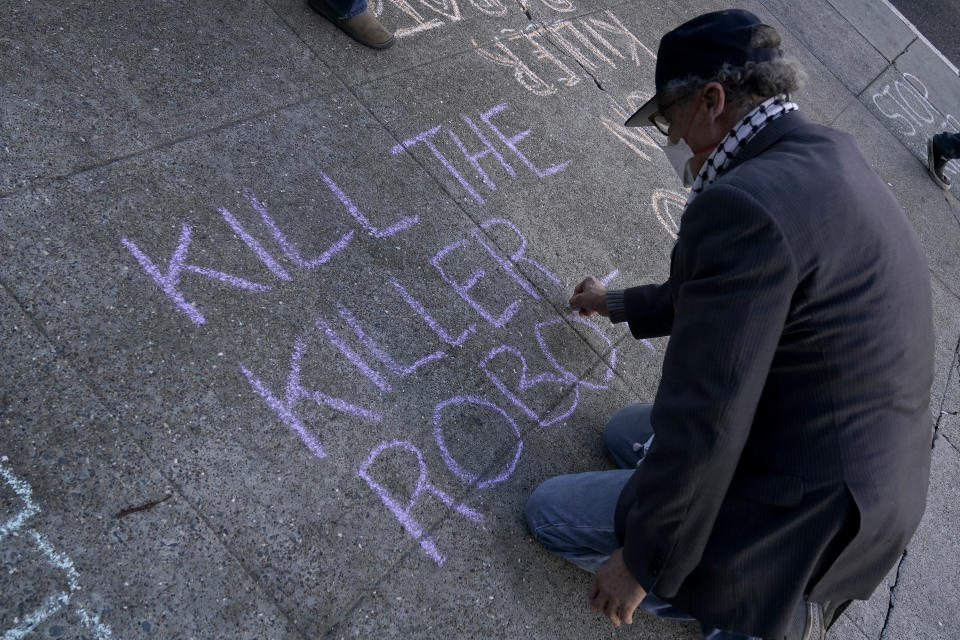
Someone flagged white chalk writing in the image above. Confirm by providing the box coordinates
[1,461,118,640]
[474,11,655,97]
[872,72,960,177]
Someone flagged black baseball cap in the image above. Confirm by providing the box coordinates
[625,9,782,127]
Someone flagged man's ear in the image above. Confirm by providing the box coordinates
[702,82,727,119]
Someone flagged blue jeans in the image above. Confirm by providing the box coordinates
[524,403,761,640]
[321,0,367,19]
[933,132,960,160]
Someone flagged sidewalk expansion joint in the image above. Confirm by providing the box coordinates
[514,0,532,23]
[930,271,960,308]
[931,338,960,450]
[889,36,919,69]
[538,23,606,92]
[942,433,960,456]
[946,193,960,222]
[878,547,908,639]
[855,59,896,100]
[841,612,873,640]
[348,33,510,92]
[0,93,322,202]
[319,521,440,639]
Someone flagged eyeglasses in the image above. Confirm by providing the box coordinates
[648,111,671,136]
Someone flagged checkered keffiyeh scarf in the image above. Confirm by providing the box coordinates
[687,95,799,205]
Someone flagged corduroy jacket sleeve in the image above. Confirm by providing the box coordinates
[617,183,798,595]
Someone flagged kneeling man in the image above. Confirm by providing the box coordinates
[525,9,935,640]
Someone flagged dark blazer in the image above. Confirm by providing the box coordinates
[614,112,935,638]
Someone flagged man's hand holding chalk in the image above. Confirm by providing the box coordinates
[570,276,609,317]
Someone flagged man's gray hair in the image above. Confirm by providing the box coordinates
[658,26,806,116]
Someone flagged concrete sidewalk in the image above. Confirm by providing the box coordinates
[1,0,957,638]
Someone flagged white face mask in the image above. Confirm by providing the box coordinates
[663,137,696,188]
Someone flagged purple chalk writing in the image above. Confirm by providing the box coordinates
[447,114,517,192]
[218,207,292,281]
[391,125,485,203]
[122,224,272,326]
[600,269,619,286]
[431,238,521,328]
[433,396,522,489]
[320,171,419,238]
[121,92,644,573]
[479,345,580,427]
[392,101,570,203]
[316,318,392,392]
[474,218,564,299]
[389,276,478,347]
[241,335,384,459]
[358,440,483,566]
[337,303,446,377]
[480,102,570,178]
[245,191,355,269]
[536,314,615,391]
[428,217,564,329]
[241,365,326,459]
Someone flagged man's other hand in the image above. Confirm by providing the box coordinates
[589,548,647,627]
[570,276,609,317]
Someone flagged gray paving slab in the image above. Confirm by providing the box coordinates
[264,0,531,88]
[0,289,297,640]
[0,83,642,636]
[354,45,684,305]
[940,413,960,456]
[860,52,960,185]
[826,0,915,63]
[747,0,858,127]
[515,0,673,97]
[930,280,960,414]
[944,349,960,414]
[0,89,496,636]
[841,564,898,640]
[756,0,889,96]
[937,350,959,446]
[891,37,960,126]
[0,0,334,195]
[831,96,960,300]
[880,436,960,640]
[329,366,702,639]
[827,612,870,639]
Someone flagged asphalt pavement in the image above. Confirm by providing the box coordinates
[1,0,959,639]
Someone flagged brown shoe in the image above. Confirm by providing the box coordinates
[308,0,395,49]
